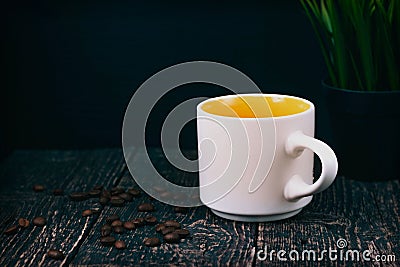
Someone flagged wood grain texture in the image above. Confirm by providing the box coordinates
[0,149,399,266]
[72,149,257,266]
[0,149,126,266]
[256,177,400,266]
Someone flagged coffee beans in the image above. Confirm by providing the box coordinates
[132,218,145,227]
[47,249,64,260]
[101,224,112,231]
[123,221,136,230]
[110,221,124,234]
[164,232,180,243]
[138,203,155,212]
[93,185,104,191]
[128,188,140,197]
[22,182,193,255]
[101,190,111,198]
[33,216,47,227]
[110,196,125,207]
[4,225,18,235]
[114,240,126,250]
[88,189,101,197]
[164,220,180,228]
[33,184,45,192]
[111,220,123,227]
[119,192,133,202]
[52,189,64,196]
[144,237,161,247]
[97,211,191,249]
[69,192,88,201]
[113,226,125,234]
[18,218,30,228]
[161,227,175,235]
[101,224,112,237]
[101,229,111,237]
[106,215,120,224]
[112,187,125,194]
[99,196,110,205]
[82,209,93,217]
[100,236,116,246]
[155,223,166,233]
[155,219,190,244]
[174,229,190,238]
[145,216,157,224]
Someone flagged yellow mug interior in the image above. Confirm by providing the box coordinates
[201,95,310,118]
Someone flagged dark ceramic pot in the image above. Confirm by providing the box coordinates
[323,81,400,181]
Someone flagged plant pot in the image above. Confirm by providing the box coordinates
[323,81,400,181]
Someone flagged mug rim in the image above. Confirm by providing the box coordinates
[197,93,315,120]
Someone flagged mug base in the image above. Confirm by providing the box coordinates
[211,208,303,222]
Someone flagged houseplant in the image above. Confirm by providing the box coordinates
[300,0,400,181]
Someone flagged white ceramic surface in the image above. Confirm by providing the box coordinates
[197,94,338,222]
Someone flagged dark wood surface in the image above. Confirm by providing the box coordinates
[0,149,398,266]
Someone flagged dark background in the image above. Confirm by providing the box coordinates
[1,0,328,157]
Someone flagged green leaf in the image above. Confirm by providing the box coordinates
[299,0,399,91]
[321,0,332,33]
[300,0,337,86]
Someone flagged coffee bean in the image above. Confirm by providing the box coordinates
[110,196,125,207]
[99,196,110,205]
[137,203,154,212]
[145,216,157,224]
[69,192,88,201]
[88,189,101,197]
[123,221,136,230]
[114,240,126,249]
[52,189,64,196]
[143,237,161,247]
[106,215,120,223]
[33,216,46,227]
[101,229,111,237]
[47,249,65,260]
[92,185,104,191]
[33,184,45,192]
[173,206,188,213]
[118,192,133,202]
[101,190,111,198]
[101,224,112,231]
[164,220,180,228]
[113,226,125,234]
[18,218,30,228]
[4,225,18,235]
[100,236,116,246]
[164,232,180,243]
[101,224,112,236]
[82,209,93,217]
[128,188,140,197]
[111,187,125,195]
[155,223,166,233]
[111,220,123,227]
[132,218,145,227]
[161,227,176,235]
[174,228,190,238]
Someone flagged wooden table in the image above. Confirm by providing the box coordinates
[0,149,398,266]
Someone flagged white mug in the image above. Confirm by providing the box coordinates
[196,94,338,222]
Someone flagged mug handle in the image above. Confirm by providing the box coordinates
[284,131,338,201]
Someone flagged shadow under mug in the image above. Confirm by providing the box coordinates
[196,93,338,222]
